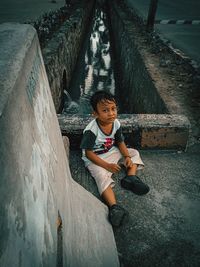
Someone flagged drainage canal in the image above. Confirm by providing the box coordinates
[61,2,167,115]
[62,3,117,114]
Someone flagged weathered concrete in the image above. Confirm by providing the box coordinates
[42,0,95,112]
[0,23,119,267]
[58,114,190,150]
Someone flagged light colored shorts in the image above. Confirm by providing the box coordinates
[87,147,144,195]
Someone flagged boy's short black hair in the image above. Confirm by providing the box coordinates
[90,90,116,112]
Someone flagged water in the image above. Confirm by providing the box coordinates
[63,4,116,114]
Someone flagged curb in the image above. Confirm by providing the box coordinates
[58,114,190,151]
[153,19,200,25]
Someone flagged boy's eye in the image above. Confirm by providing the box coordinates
[102,107,117,113]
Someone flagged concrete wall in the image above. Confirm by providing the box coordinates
[42,0,95,113]
[0,23,119,267]
[107,0,168,114]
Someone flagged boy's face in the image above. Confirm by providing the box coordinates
[94,99,117,125]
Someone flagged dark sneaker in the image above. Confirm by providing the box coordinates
[121,175,150,195]
[108,204,129,227]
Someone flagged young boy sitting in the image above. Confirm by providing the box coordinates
[80,90,149,227]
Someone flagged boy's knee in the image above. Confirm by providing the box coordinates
[129,148,140,157]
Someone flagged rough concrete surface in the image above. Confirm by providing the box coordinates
[70,146,200,267]
[0,23,119,267]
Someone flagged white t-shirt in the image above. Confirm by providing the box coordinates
[80,118,124,166]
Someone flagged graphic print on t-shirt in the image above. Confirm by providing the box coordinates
[96,137,115,155]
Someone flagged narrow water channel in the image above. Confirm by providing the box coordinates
[63,4,116,114]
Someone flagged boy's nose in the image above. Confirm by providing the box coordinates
[109,110,115,117]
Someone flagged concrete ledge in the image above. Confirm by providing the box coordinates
[58,114,190,150]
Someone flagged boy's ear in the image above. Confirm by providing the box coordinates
[92,110,98,118]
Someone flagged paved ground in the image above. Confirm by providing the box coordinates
[125,0,200,65]
[70,145,200,267]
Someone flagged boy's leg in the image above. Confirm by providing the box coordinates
[101,185,116,207]
[121,148,149,195]
[87,161,129,227]
[126,163,137,176]
[87,163,115,195]
[125,148,144,171]
[100,179,129,227]
[101,186,128,227]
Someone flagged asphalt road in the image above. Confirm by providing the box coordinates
[1,0,199,64]
[125,0,200,64]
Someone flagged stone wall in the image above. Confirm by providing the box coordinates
[42,0,95,112]
[0,23,119,267]
[107,0,168,114]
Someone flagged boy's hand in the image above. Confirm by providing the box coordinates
[124,157,134,168]
[106,163,121,173]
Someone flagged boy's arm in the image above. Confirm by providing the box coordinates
[117,141,130,157]
[85,150,121,173]
[117,141,134,168]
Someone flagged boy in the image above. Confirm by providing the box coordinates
[80,91,149,227]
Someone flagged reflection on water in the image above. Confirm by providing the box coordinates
[63,5,115,114]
